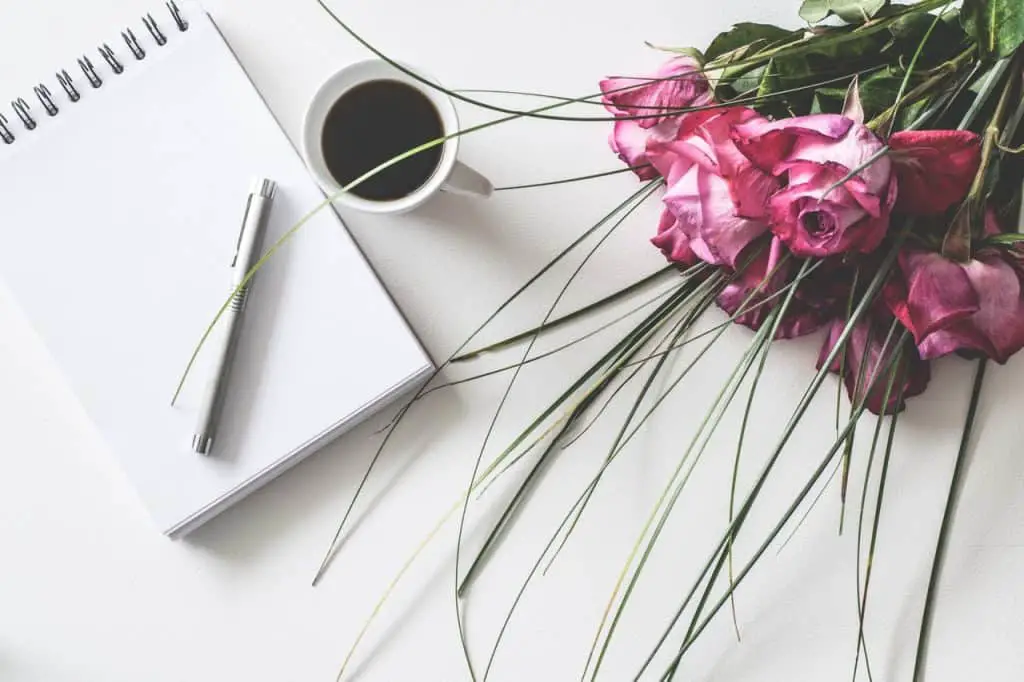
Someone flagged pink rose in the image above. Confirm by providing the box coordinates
[600,56,714,179]
[888,130,982,215]
[731,114,897,258]
[651,208,699,266]
[817,309,931,415]
[646,107,779,269]
[716,235,833,339]
[886,240,1024,364]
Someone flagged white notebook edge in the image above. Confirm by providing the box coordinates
[168,365,433,537]
[151,11,437,537]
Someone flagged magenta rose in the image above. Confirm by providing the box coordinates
[716,235,834,339]
[731,114,897,258]
[817,309,931,415]
[885,225,1024,364]
[646,107,779,269]
[888,130,982,215]
[600,56,714,179]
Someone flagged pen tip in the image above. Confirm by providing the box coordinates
[251,178,277,199]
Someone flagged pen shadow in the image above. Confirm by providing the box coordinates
[184,377,465,567]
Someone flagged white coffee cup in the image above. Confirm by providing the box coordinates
[301,59,492,214]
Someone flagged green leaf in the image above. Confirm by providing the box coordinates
[705,22,794,62]
[984,233,1024,244]
[963,0,1024,59]
[884,7,968,65]
[800,0,888,24]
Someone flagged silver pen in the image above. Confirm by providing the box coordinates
[192,178,277,455]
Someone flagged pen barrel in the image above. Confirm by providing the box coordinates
[233,193,273,278]
[192,302,246,455]
[192,180,275,455]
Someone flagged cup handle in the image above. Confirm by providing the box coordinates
[442,160,493,198]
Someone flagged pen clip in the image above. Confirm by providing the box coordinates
[231,194,255,268]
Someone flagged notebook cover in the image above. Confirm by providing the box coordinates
[0,1,433,536]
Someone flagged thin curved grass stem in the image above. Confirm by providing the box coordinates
[495,166,650,191]
[314,0,887,123]
[585,299,784,681]
[632,233,911,679]
[419,280,684,402]
[657,331,908,681]
[480,299,698,681]
[556,278,720,454]
[543,296,714,576]
[851,369,905,682]
[458,273,705,596]
[662,265,808,663]
[480,284,723,679]
[912,360,988,682]
[454,265,683,361]
[451,181,663,679]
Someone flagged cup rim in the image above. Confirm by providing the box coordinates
[301,59,459,215]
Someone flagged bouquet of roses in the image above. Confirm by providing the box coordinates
[179,0,1024,679]
[605,5,1024,420]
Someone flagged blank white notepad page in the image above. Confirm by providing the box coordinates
[0,3,431,535]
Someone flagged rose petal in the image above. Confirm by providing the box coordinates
[898,250,979,343]
[917,254,1024,363]
[693,171,769,268]
[785,120,890,194]
[651,208,699,265]
[600,56,712,128]
[731,114,855,172]
[816,315,931,415]
[889,130,982,215]
[729,163,777,220]
[716,237,828,339]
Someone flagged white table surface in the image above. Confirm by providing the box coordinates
[2,1,1023,681]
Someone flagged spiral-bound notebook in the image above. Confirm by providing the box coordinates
[0,2,433,536]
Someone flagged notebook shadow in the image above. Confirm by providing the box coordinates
[184,377,465,565]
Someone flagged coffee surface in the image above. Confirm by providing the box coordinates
[321,79,445,201]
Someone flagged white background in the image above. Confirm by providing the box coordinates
[1,1,1023,681]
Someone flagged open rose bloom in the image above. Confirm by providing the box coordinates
[599,59,1022,413]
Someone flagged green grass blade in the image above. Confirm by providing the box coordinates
[657,330,908,681]
[618,259,825,370]
[912,359,988,682]
[851,358,905,682]
[543,293,717,576]
[311,180,659,586]
[586,305,781,682]
[419,279,686,401]
[880,2,948,136]
[315,2,886,124]
[457,276,697,596]
[495,166,652,191]
[479,298,704,681]
[632,237,910,679]
[453,265,681,362]
[450,182,662,679]
[678,267,809,653]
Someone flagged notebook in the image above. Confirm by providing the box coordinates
[0,1,434,537]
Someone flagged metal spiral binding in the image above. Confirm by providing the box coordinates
[56,70,80,102]
[12,99,35,130]
[33,85,58,116]
[0,114,13,145]
[0,1,190,145]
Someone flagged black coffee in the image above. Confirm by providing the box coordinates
[321,79,445,201]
